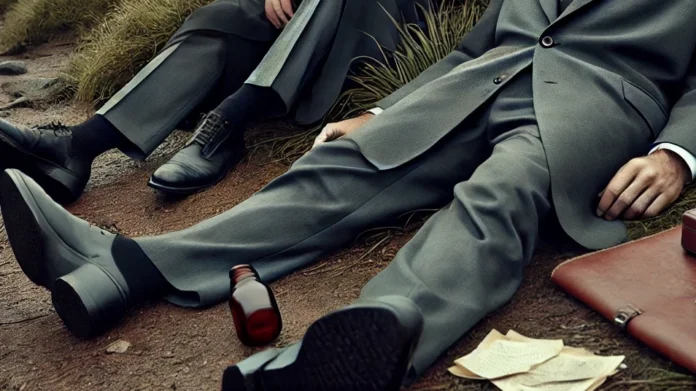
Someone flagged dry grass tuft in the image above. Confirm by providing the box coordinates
[626,185,696,239]
[0,0,17,14]
[62,0,213,105]
[0,0,117,52]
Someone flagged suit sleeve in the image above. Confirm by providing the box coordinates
[376,0,504,110]
[655,57,696,156]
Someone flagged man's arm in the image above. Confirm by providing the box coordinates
[597,62,696,221]
[376,0,504,110]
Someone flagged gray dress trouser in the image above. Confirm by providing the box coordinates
[136,70,552,374]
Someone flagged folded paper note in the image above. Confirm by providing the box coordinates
[449,330,625,391]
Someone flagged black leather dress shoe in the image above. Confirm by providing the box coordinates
[222,296,423,391]
[148,112,245,195]
[0,119,90,204]
[0,169,129,338]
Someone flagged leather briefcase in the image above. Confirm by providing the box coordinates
[552,225,696,373]
[682,209,696,254]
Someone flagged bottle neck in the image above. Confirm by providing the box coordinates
[230,265,259,287]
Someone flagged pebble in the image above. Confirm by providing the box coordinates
[105,339,131,354]
[0,61,27,75]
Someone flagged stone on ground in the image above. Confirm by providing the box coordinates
[0,60,28,75]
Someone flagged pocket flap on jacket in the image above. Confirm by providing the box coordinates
[622,79,668,136]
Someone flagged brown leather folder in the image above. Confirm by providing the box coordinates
[551,226,696,373]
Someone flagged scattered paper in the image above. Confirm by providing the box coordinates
[449,330,625,391]
[454,329,564,379]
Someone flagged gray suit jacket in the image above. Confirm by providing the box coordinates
[351,0,696,250]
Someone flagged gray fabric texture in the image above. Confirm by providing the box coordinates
[137,69,548,375]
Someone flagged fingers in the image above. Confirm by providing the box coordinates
[643,193,673,218]
[312,125,345,149]
[596,161,641,219]
[272,0,290,26]
[620,187,659,220]
[265,0,282,28]
[603,172,652,221]
[598,155,685,221]
[281,0,295,18]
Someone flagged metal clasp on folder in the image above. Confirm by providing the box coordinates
[614,305,643,329]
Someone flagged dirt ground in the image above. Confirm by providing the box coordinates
[1,40,695,391]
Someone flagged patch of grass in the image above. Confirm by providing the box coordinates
[0,0,118,52]
[626,185,696,240]
[62,0,213,105]
[604,368,696,390]
[0,0,17,14]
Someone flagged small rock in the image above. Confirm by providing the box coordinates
[105,339,131,354]
[0,61,27,75]
[2,77,59,102]
[0,97,29,110]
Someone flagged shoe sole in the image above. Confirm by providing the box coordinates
[0,170,50,288]
[147,147,246,196]
[256,307,418,390]
[0,132,83,204]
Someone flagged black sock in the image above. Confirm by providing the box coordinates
[111,235,169,304]
[70,115,125,161]
[212,84,284,131]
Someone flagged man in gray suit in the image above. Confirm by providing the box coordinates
[2,0,696,389]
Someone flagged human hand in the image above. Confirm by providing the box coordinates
[312,112,375,149]
[265,0,295,29]
[596,149,691,221]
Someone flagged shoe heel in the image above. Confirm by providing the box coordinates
[52,263,128,338]
[35,160,85,204]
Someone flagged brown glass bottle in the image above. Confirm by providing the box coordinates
[229,265,282,347]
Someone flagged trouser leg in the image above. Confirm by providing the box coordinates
[360,125,551,375]
[243,0,344,116]
[134,111,492,307]
[97,33,271,160]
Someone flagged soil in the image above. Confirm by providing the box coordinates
[0,39,695,391]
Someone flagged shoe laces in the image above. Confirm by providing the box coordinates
[186,113,227,148]
[35,121,72,137]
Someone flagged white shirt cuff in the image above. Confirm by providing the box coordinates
[367,107,384,116]
[650,143,696,182]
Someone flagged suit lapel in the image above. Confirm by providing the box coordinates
[549,0,598,27]
[538,0,559,23]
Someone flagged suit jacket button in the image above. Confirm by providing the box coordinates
[493,77,503,84]
[540,36,555,48]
